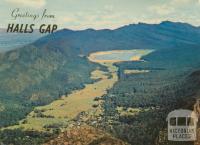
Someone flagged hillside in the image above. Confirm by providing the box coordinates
[0,42,99,126]
[44,125,128,145]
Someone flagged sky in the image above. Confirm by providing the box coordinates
[0,0,200,30]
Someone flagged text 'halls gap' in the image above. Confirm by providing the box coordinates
[7,8,58,33]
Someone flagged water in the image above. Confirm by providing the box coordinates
[93,50,153,61]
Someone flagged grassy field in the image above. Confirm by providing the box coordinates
[5,62,118,131]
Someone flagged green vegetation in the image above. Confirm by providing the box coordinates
[97,46,200,145]
[5,64,117,131]
[0,44,100,127]
[0,128,56,145]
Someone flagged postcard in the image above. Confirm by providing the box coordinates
[0,1,199,145]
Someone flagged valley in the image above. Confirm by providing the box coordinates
[4,49,152,133]
[5,62,117,131]
[1,21,200,145]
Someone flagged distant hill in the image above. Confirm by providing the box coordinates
[35,21,200,54]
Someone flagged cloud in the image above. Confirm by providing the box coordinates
[149,4,174,15]
[104,5,114,12]
[172,0,191,4]
[149,0,198,16]
[5,0,46,8]
[170,0,196,5]
[57,10,131,30]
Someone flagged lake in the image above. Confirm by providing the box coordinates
[88,49,154,63]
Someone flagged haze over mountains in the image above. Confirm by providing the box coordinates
[0,29,43,52]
